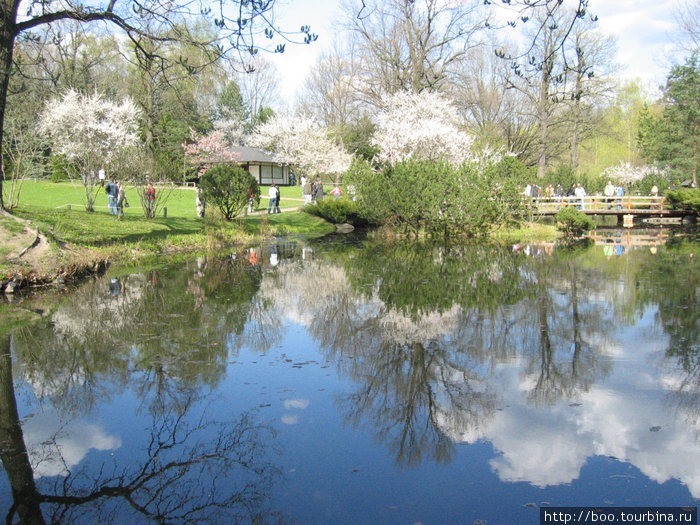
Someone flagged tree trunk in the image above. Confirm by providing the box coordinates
[693,120,698,188]
[536,28,554,180]
[0,0,19,211]
[571,75,582,172]
[0,335,46,524]
[537,76,549,179]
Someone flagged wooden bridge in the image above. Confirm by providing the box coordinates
[528,195,689,222]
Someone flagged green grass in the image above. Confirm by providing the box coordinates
[0,215,26,235]
[17,180,310,215]
[1,181,335,278]
[491,222,561,243]
[17,180,197,218]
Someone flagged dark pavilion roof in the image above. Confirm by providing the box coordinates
[231,146,285,164]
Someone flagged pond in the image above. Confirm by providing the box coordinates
[0,229,698,524]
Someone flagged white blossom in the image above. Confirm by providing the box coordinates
[601,162,669,184]
[370,90,480,167]
[40,90,141,167]
[248,115,353,177]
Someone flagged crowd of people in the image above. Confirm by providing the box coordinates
[519,180,666,211]
[104,179,155,218]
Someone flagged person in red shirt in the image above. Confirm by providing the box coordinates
[145,183,156,218]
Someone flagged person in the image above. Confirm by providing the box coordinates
[248,248,259,265]
[105,179,118,215]
[146,183,156,218]
[331,185,342,200]
[303,177,313,205]
[555,183,564,197]
[274,184,281,214]
[196,186,206,218]
[117,182,127,218]
[604,180,615,209]
[650,183,659,210]
[574,183,586,210]
[248,189,255,213]
[347,184,356,201]
[615,183,624,210]
[312,177,324,203]
[268,184,277,213]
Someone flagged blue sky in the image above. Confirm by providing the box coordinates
[267,0,688,107]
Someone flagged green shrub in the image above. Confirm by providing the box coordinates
[665,188,700,213]
[303,198,369,226]
[49,155,75,182]
[199,164,260,220]
[555,206,596,236]
[489,156,533,186]
[345,157,526,237]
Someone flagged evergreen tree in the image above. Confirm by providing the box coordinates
[639,54,700,187]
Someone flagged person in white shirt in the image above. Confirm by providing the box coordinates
[574,183,587,210]
[268,184,277,214]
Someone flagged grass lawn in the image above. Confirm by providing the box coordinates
[15,180,308,217]
[1,180,335,279]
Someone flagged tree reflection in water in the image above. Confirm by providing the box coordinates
[0,253,283,523]
[1,342,280,522]
[1,234,698,515]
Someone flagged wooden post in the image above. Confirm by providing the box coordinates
[163,207,167,218]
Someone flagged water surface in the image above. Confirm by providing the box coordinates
[1,230,698,524]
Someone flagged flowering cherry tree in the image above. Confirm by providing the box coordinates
[601,162,669,185]
[184,129,241,169]
[248,115,352,180]
[371,90,479,167]
[40,90,141,212]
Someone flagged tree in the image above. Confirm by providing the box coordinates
[506,6,570,178]
[673,0,700,56]
[199,163,259,220]
[39,90,140,211]
[2,92,46,208]
[502,5,612,177]
[344,0,486,104]
[639,54,700,188]
[234,55,280,131]
[11,21,122,95]
[370,90,483,167]
[0,0,316,211]
[562,17,615,172]
[298,49,364,128]
[450,42,538,158]
[249,115,352,181]
[184,128,241,167]
[485,0,596,76]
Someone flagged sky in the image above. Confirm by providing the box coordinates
[264,0,689,109]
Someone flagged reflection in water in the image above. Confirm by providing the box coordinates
[1,233,698,520]
[2,335,280,523]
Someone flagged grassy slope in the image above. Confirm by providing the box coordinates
[1,181,334,279]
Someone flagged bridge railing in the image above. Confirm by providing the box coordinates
[528,195,666,213]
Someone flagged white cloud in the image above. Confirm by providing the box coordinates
[590,0,681,89]
[438,317,700,497]
[284,398,310,409]
[23,414,121,478]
